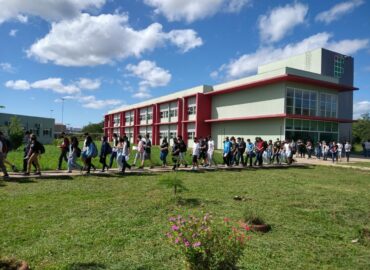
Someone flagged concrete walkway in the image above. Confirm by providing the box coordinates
[3,155,370,180]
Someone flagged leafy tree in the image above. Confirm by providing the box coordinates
[8,116,24,150]
[81,121,104,134]
[353,113,370,143]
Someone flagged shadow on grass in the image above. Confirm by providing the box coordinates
[67,262,106,270]
[4,177,38,184]
[177,197,201,207]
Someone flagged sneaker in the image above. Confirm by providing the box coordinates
[67,170,72,173]
[23,172,30,176]
[34,171,41,175]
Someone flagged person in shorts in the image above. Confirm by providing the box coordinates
[192,137,200,170]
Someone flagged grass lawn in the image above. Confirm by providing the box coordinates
[344,162,370,168]
[0,166,369,269]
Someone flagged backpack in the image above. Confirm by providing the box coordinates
[76,147,82,158]
[106,143,112,155]
[38,142,45,154]
[91,142,98,158]
[145,139,152,153]
[179,141,187,152]
[1,138,12,153]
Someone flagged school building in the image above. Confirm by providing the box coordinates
[104,48,356,149]
[0,112,55,144]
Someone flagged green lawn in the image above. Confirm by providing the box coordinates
[0,166,369,269]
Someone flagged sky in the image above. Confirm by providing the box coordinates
[0,0,369,128]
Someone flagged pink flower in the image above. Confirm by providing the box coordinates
[184,241,190,247]
[166,232,172,238]
[172,225,179,231]
[169,217,176,222]
[175,238,180,244]
[193,242,201,247]
[245,225,251,231]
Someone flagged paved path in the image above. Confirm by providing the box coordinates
[3,155,370,180]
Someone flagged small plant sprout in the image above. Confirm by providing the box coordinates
[158,173,188,196]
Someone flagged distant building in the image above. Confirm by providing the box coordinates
[104,48,356,148]
[54,123,67,136]
[0,112,55,144]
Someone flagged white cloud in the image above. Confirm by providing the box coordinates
[315,0,364,24]
[353,101,370,119]
[0,62,15,73]
[27,13,203,67]
[167,30,203,53]
[126,60,171,99]
[31,78,80,94]
[143,0,251,23]
[258,2,308,43]
[0,0,105,24]
[5,77,103,94]
[213,32,369,79]
[5,80,30,90]
[63,95,121,109]
[77,78,101,90]
[9,29,18,37]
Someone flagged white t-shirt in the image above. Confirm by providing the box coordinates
[208,140,214,153]
[284,143,291,156]
[337,143,343,151]
[192,142,200,156]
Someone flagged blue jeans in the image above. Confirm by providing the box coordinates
[109,151,117,168]
[160,151,168,165]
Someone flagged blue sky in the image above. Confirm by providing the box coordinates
[1,0,369,127]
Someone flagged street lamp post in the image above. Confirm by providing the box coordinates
[61,98,65,124]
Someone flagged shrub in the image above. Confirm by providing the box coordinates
[8,116,24,150]
[166,214,250,270]
[159,173,188,196]
[243,209,265,225]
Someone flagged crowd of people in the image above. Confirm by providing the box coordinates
[0,129,359,179]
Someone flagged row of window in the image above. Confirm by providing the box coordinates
[285,119,338,133]
[286,88,337,118]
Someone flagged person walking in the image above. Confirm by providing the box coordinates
[245,138,254,167]
[84,135,97,174]
[160,137,169,167]
[255,137,265,166]
[337,142,343,162]
[99,136,111,172]
[192,137,200,170]
[207,135,216,168]
[67,136,83,173]
[57,132,70,170]
[199,137,208,166]
[284,139,293,165]
[0,132,10,179]
[117,136,131,174]
[24,134,43,176]
[144,133,154,169]
[344,141,352,162]
[223,137,231,167]
[133,135,145,169]
[171,138,180,171]
[330,141,338,163]
[306,140,313,159]
[272,138,281,164]
[109,133,119,169]
[177,135,188,168]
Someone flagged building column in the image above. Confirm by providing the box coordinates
[195,93,212,139]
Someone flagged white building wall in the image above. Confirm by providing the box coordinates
[211,83,286,119]
[212,119,284,149]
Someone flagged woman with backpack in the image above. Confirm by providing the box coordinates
[67,136,83,173]
[24,134,43,176]
[84,135,97,174]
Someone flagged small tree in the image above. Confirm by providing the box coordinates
[353,113,370,143]
[8,116,24,150]
[158,173,188,196]
[82,121,104,134]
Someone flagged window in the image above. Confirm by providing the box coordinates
[188,106,196,115]
[147,113,152,120]
[319,93,337,118]
[187,132,195,140]
[43,129,49,136]
[334,55,345,78]
[160,111,169,119]
[170,109,178,117]
[114,114,120,125]
[139,114,146,121]
[286,88,317,116]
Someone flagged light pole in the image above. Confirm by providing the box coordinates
[61,98,65,124]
